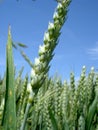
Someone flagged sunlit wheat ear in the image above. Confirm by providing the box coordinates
[30,0,71,92]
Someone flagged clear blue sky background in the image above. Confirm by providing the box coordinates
[0,0,98,80]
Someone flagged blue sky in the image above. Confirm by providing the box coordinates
[0,0,98,80]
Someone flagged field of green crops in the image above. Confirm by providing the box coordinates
[0,0,98,130]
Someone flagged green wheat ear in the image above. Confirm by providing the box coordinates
[2,26,16,130]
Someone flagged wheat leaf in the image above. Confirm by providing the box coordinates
[2,26,16,130]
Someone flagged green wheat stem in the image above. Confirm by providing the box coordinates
[20,103,31,130]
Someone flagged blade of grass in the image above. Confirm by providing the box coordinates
[2,26,16,130]
[13,41,33,68]
[17,42,28,48]
[20,50,34,68]
[86,95,98,130]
